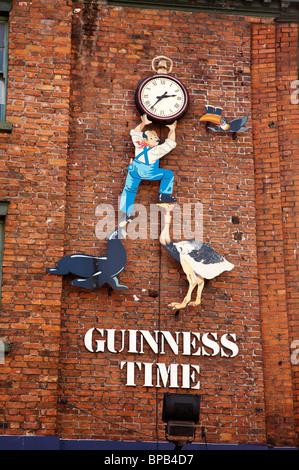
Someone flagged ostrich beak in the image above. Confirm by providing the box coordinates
[119,214,135,228]
[156,202,176,210]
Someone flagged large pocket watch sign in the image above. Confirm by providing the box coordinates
[135,56,189,124]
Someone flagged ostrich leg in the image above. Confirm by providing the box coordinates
[168,258,197,310]
[189,275,204,306]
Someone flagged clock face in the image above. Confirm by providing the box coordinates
[135,74,189,123]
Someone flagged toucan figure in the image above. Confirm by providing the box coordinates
[200,105,250,133]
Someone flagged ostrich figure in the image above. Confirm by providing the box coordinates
[159,204,234,310]
[46,216,134,291]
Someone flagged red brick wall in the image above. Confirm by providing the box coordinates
[276,23,299,444]
[0,0,298,447]
[58,3,265,445]
[0,0,72,435]
[251,20,298,445]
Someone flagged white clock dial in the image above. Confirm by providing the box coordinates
[135,74,189,123]
[141,77,185,117]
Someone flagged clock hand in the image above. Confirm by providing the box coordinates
[150,93,177,109]
[156,92,177,99]
[150,91,168,109]
[150,94,177,112]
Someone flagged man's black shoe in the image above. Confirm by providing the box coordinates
[158,194,177,204]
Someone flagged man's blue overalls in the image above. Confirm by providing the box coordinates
[119,145,174,215]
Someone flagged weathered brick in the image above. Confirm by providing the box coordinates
[0,0,298,448]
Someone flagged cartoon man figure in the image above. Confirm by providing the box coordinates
[120,114,177,216]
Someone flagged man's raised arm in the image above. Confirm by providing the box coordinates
[135,114,152,132]
[166,121,177,142]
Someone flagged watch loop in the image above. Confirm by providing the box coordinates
[151,56,173,74]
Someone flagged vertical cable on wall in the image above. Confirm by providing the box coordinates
[155,124,163,449]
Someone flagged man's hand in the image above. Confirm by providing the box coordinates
[166,121,177,131]
[166,121,177,141]
[141,114,152,126]
[135,113,152,131]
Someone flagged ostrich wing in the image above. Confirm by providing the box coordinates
[185,241,225,264]
[175,240,234,280]
[161,241,181,262]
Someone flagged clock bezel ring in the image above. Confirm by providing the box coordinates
[135,73,189,124]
